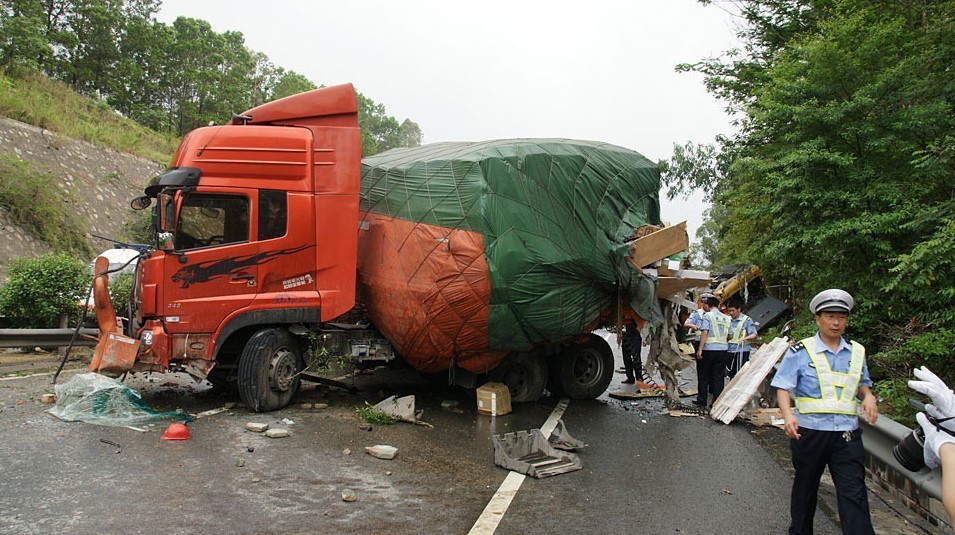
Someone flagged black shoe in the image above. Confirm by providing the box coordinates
[691,399,705,406]
[622,378,636,384]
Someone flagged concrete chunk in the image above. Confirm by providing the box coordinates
[245,422,269,433]
[365,445,398,460]
[265,428,289,438]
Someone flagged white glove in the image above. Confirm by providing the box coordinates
[909,366,955,418]
[917,412,955,469]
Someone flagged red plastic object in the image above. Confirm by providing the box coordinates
[161,423,190,441]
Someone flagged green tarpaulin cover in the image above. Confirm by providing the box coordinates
[360,139,663,363]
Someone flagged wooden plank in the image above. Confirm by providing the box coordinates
[710,337,791,424]
[657,276,707,299]
[629,221,689,268]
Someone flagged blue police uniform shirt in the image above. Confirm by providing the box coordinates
[727,315,757,352]
[770,332,873,432]
[699,310,729,351]
[685,309,704,341]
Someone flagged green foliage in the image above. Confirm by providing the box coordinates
[0,154,93,257]
[1,3,422,149]
[109,270,134,315]
[304,341,349,375]
[0,71,177,162]
[0,253,89,327]
[122,208,153,244]
[873,377,918,427]
[355,402,397,425]
[680,1,955,420]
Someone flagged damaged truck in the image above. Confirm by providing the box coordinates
[89,84,695,411]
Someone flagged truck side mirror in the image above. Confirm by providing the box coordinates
[130,195,152,210]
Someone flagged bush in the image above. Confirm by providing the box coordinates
[870,328,955,426]
[109,271,134,317]
[0,253,89,328]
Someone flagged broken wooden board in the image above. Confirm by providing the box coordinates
[609,389,665,400]
[710,337,791,424]
[740,408,785,428]
[628,221,688,268]
[668,408,703,418]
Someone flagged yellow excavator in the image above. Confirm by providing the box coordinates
[710,265,791,332]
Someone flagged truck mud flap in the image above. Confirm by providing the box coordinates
[492,420,582,478]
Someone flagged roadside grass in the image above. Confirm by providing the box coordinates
[0,155,93,258]
[0,72,176,164]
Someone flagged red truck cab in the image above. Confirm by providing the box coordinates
[111,84,361,411]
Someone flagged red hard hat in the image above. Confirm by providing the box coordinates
[161,422,191,440]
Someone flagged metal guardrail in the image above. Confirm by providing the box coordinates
[861,414,943,502]
[0,328,100,348]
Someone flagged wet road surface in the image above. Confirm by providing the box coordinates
[0,343,937,534]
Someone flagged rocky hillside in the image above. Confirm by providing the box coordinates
[0,117,164,278]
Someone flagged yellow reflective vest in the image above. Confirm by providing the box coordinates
[703,310,731,345]
[794,337,866,415]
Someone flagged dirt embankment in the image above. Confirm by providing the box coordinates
[0,117,164,278]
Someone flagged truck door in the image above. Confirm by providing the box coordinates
[162,188,257,334]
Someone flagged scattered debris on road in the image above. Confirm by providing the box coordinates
[492,420,583,478]
[48,372,192,427]
[99,438,121,453]
[365,445,398,460]
[265,428,289,438]
[372,395,433,428]
[41,393,56,404]
[245,422,269,433]
[341,489,358,502]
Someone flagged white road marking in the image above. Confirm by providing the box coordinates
[468,398,570,535]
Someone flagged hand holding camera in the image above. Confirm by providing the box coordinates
[908,366,955,418]
[916,412,955,469]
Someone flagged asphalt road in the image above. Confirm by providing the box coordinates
[0,345,938,534]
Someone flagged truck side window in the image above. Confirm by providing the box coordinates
[258,190,287,241]
[177,194,249,250]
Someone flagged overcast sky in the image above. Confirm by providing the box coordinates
[156,0,741,238]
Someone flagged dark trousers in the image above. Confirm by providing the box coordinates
[622,327,642,381]
[789,428,874,535]
[696,349,726,406]
[726,349,750,379]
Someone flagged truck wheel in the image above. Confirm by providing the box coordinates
[488,352,547,403]
[554,334,614,399]
[238,328,302,412]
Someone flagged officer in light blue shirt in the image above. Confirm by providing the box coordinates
[694,293,730,408]
[770,289,878,535]
[725,297,758,379]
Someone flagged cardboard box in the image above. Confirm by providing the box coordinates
[477,382,512,416]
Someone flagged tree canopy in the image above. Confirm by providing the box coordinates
[665,0,955,407]
[0,0,421,154]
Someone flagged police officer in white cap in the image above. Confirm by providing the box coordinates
[771,289,878,535]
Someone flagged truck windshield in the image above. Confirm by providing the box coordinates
[176,194,249,250]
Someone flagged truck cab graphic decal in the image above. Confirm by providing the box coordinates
[172,244,313,288]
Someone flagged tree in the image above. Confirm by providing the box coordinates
[356,91,401,156]
[398,118,422,148]
[269,69,315,101]
[680,0,955,415]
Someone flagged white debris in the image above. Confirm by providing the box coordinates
[265,428,289,438]
[365,445,398,460]
[245,422,269,433]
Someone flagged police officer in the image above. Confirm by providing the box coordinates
[683,297,707,354]
[771,289,878,535]
[726,297,757,379]
[694,293,731,408]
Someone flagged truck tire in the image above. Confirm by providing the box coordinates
[488,352,547,403]
[238,328,303,412]
[553,334,614,399]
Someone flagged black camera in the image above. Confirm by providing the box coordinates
[893,399,955,472]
